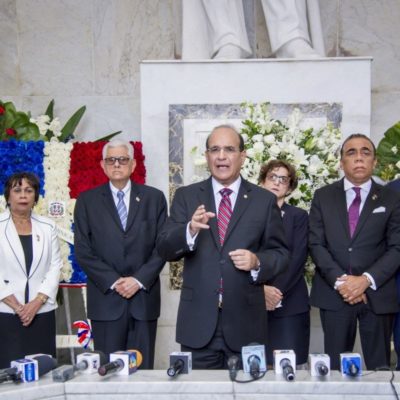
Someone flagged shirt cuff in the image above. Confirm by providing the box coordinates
[363,272,376,290]
[186,222,198,251]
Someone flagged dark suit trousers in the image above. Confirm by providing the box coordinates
[91,304,157,369]
[320,303,394,370]
[181,310,241,369]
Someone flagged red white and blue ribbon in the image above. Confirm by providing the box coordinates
[72,320,92,348]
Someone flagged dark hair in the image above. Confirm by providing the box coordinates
[205,124,245,152]
[258,159,298,192]
[4,172,40,206]
[340,133,376,159]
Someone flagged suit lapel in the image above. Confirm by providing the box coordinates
[223,180,252,247]
[126,183,140,231]
[4,216,26,277]
[334,179,351,240]
[101,184,124,230]
[198,178,220,250]
[351,181,381,241]
[29,218,45,278]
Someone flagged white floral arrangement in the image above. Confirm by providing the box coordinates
[191,102,342,211]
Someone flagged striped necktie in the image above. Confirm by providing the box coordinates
[218,188,233,245]
[117,190,128,230]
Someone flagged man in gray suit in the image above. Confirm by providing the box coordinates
[74,139,167,368]
[309,134,400,370]
[157,125,288,369]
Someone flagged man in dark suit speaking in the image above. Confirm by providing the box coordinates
[309,133,400,370]
[157,125,289,369]
[74,139,167,368]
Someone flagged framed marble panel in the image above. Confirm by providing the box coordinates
[168,102,342,289]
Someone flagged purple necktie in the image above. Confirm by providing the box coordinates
[348,187,361,237]
[217,188,233,245]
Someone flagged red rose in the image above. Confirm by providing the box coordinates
[0,105,5,115]
[5,128,16,136]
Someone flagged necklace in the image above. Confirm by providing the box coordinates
[11,214,31,225]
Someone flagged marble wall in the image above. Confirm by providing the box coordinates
[0,0,399,369]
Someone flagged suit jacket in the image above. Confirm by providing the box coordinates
[0,211,62,314]
[387,178,400,192]
[74,182,167,321]
[156,177,289,351]
[267,203,309,317]
[309,179,400,314]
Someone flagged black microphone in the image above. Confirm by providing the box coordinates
[167,359,184,377]
[28,355,58,377]
[227,355,240,381]
[167,352,192,378]
[167,351,192,378]
[315,361,329,376]
[98,359,124,376]
[0,368,22,384]
[248,355,262,379]
[280,358,295,381]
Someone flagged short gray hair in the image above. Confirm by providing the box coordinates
[102,139,134,159]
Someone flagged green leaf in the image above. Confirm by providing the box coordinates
[45,99,55,120]
[375,121,400,180]
[59,105,86,142]
[95,131,122,142]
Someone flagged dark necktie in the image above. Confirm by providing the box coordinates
[117,190,128,230]
[217,188,233,245]
[348,187,361,237]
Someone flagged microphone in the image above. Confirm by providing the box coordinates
[273,350,296,381]
[98,350,143,376]
[0,367,22,384]
[75,351,107,374]
[308,353,330,377]
[227,355,240,381]
[52,365,75,382]
[241,343,267,378]
[340,353,361,377]
[167,352,192,377]
[280,358,295,381]
[25,354,58,377]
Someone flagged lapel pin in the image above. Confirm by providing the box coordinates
[136,196,140,202]
[244,194,248,199]
[372,194,378,201]
[36,235,40,242]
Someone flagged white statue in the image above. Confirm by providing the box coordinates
[182,0,325,59]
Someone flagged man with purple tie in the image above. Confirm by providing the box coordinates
[309,134,400,370]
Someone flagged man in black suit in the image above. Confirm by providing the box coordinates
[74,139,167,368]
[309,133,400,370]
[387,178,400,369]
[157,125,289,369]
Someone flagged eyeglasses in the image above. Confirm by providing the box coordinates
[206,146,241,155]
[104,157,131,165]
[266,173,290,185]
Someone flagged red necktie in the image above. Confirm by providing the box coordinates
[217,188,233,245]
[348,187,361,237]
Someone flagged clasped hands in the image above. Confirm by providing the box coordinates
[114,277,140,299]
[17,299,42,327]
[336,274,370,305]
[189,205,260,271]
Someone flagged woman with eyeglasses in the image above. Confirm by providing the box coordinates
[258,160,310,366]
[0,172,62,368]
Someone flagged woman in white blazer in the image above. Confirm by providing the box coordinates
[0,172,62,368]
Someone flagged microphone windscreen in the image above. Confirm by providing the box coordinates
[33,355,58,376]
